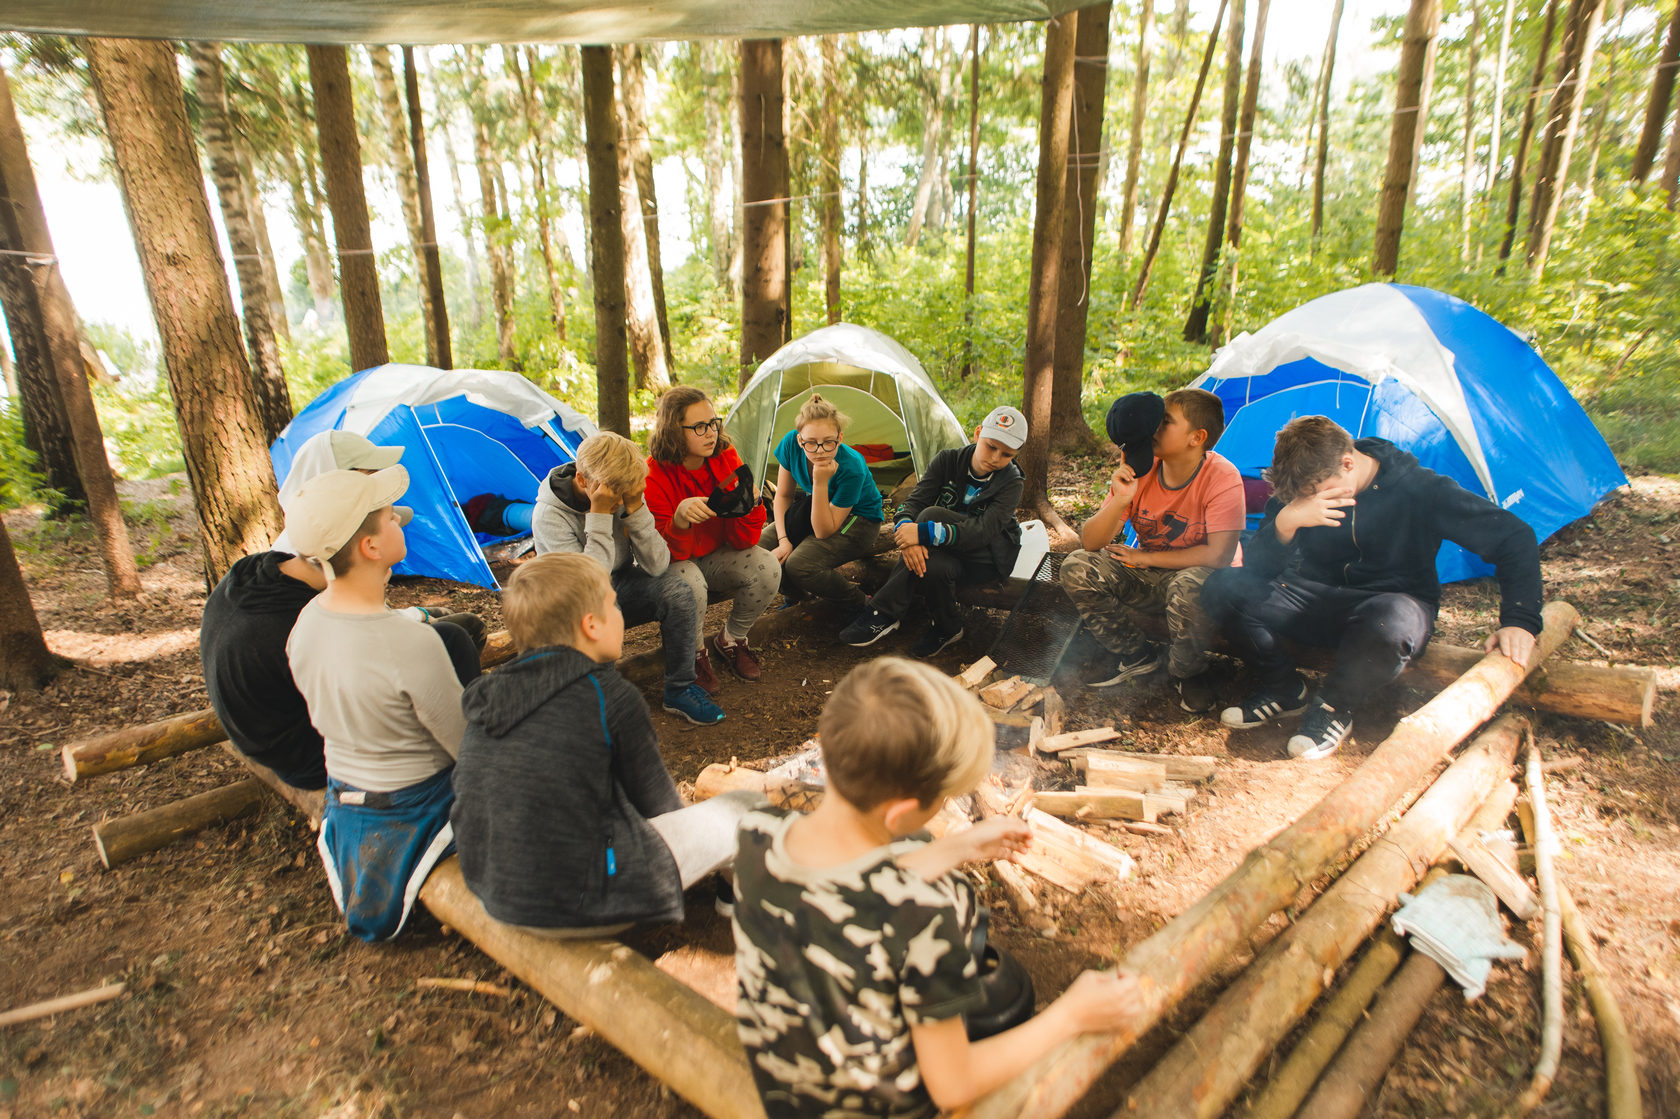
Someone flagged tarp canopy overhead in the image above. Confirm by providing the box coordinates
[5,0,1097,45]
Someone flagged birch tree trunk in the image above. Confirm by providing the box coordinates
[820,36,844,327]
[1050,4,1108,452]
[1220,0,1271,341]
[618,45,671,358]
[84,36,282,582]
[1498,0,1561,263]
[1661,76,1680,204]
[236,143,290,346]
[1118,0,1154,257]
[1525,0,1607,278]
[617,72,672,392]
[466,49,518,369]
[0,517,64,691]
[1183,0,1244,342]
[739,39,789,388]
[305,45,389,372]
[1485,0,1517,200]
[1459,6,1483,261]
[962,24,981,378]
[190,42,291,442]
[580,45,631,435]
[701,41,735,297]
[438,109,483,326]
[1311,0,1347,244]
[904,27,950,250]
[275,115,337,323]
[403,47,452,368]
[506,47,568,348]
[1576,0,1628,227]
[367,45,443,366]
[1631,0,1680,182]
[1372,0,1443,276]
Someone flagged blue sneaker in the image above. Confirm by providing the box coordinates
[663,684,725,726]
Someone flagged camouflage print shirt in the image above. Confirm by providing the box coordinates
[732,808,985,1119]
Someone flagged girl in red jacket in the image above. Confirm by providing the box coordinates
[645,386,780,683]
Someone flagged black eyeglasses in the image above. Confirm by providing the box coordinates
[681,418,724,435]
[798,437,841,452]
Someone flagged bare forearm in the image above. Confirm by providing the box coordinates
[917,1005,1082,1110]
[1079,498,1129,553]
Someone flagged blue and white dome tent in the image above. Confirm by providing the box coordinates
[1190,283,1627,583]
[272,365,597,588]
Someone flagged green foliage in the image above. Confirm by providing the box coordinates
[91,377,184,481]
[0,401,56,511]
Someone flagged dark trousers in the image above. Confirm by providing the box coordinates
[1200,568,1436,711]
[613,566,700,693]
[430,619,483,686]
[869,508,1005,631]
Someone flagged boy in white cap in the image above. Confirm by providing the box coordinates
[284,467,467,941]
[839,405,1027,658]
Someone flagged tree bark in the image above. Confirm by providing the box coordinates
[93,778,267,869]
[1310,0,1347,244]
[275,109,337,324]
[739,39,789,388]
[466,48,518,370]
[962,24,982,378]
[1665,80,1680,204]
[1015,12,1079,540]
[0,64,140,598]
[1118,0,1154,257]
[820,36,844,327]
[403,47,452,368]
[617,44,671,358]
[508,47,569,349]
[63,708,227,782]
[1183,0,1245,342]
[305,45,389,372]
[1459,5,1483,261]
[236,143,290,345]
[1485,0,1517,201]
[1131,0,1226,309]
[1372,0,1443,276]
[1631,0,1680,182]
[581,45,631,435]
[701,41,735,298]
[904,28,952,250]
[190,42,291,443]
[1050,3,1109,452]
[0,514,65,691]
[1576,0,1628,228]
[613,49,671,393]
[1499,0,1562,264]
[368,45,442,367]
[1294,951,1447,1119]
[1219,0,1271,341]
[84,37,282,582]
[1525,0,1607,279]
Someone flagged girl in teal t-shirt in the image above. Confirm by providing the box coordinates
[760,394,884,615]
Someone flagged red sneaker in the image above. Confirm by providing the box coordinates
[708,631,762,682]
[693,649,722,696]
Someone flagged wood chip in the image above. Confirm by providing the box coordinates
[1038,727,1121,754]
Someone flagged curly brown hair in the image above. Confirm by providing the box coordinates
[1265,415,1354,502]
[648,385,733,465]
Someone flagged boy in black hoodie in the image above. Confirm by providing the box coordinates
[1201,416,1542,760]
[451,553,759,936]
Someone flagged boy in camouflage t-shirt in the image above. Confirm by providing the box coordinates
[732,658,1144,1118]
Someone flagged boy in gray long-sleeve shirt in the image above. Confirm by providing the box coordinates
[533,432,723,726]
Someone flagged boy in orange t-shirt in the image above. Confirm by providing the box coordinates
[1062,389,1244,713]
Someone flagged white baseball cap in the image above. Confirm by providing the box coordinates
[978,405,1028,450]
[281,467,411,575]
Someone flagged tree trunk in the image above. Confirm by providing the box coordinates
[403,47,452,368]
[368,45,442,367]
[1131,0,1227,309]
[739,39,789,388]
[1219,0,1271,341]
[236,143,290,345]
[617,45,672,358]
[701,41,735,298]
[1525,0,1607,278]
[1119,0,1154,257]
[1015,11,1079,540]
[820,36,844,327]
[93,778,267,869]
[0,64,141,598]
[508,47,569,349]
[612,49,671,392]
[904,28,951,250]
[1050,4,1109,452]
[305,45,389,372]
[276,117,337,324]
[1576,0,1628,228]
[1486,0,1517,203]
[962,24,982,378]
[1459,6,1483,261]
[0,515,64,691]
[84,37,282,582]
[1405,5,1442,210]
[855,123,872,261]
[1183,0,1245,341]
[1310,0,1347,244]
[1499,0,1562,264]
[1372,0,1443,276]
[581,45,631,436]
[1663,81,1680,204]
[0,323,16,400]
[190,42,291,443]
[1632,0,1680,182]
[466,48,518,370]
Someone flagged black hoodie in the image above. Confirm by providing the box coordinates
[451,645,686,930]
[1245,438,1544,635]
[199,551,327,788]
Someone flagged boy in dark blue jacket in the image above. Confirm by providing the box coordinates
[1201,416,1542,760]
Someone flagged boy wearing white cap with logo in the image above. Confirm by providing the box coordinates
[839,405,1027,658]
[284,467,466,941]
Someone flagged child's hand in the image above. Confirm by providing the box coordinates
[771,537,794,565]
[584,477,621,515]
[894,521,921,550]
[1106,464,1139,505]
[950,815,1032,864]
[620,479,646,513]
[812,458,839,485]
[1277,485,1355,534]
[1103,542,1151,568]
[676,495,716,527]
[1055,968,1149,1035]
[902,543,929,576]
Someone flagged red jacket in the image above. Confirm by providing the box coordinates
[644,446,767,562]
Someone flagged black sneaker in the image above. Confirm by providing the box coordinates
[1219,674,1310,729]
[1173,672,1217,714]
[713,878,736,918]
[1084,645,1165,687]
[909,622,964,658]
[1287,699,1354,759]
[839,608,900,647]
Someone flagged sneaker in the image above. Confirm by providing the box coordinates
[909,622,965,658]
[713,878,736,918]
[1287,699,1354,759]
[838,608,900,647]
[1173,672,1217,714]
[693,649,722,696]
[1083,645,1165,688]
[663,684,725,726]
[1219,675,1310,729]
[708,631,762,681]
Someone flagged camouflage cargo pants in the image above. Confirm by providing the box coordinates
[1060,549,1217,679]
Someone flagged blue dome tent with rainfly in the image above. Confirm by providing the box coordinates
[1190,283,1627,584]
[271,365,596,588]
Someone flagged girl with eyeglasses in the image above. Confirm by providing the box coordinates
[645,386,780,684]
[762,393,884,616]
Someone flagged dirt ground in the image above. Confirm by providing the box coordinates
[2,464,1678,1119]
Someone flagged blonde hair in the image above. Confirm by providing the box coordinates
[503,553,613,652]
[574,431,649,495]
[818,657,995,810]
[795,392,849,433]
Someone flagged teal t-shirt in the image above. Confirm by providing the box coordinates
[773,429,884,523]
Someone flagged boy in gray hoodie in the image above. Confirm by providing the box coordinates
[532,432,722,726]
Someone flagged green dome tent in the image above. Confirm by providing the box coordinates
[724,323,968,498]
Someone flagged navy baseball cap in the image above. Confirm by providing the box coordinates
[1105,392,1164,477]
